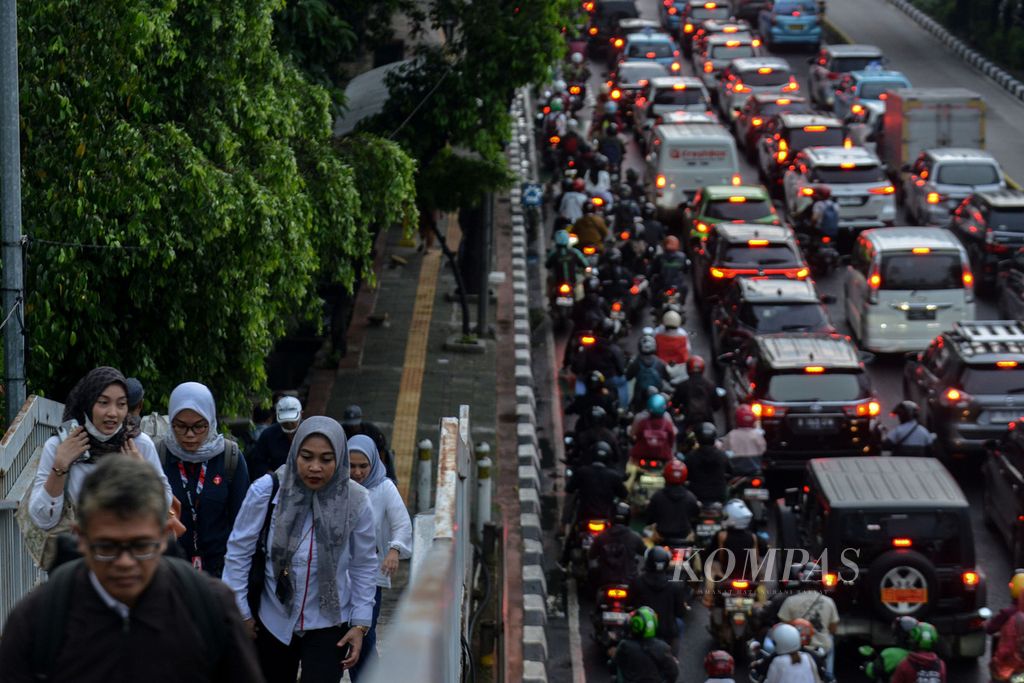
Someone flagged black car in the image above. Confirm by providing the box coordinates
[983,422,1024,566]
[710,277,835,361]
[904,320,1024,459]
[588,0,641,56]
[720,333,879,470]
[774,456,987,656]
[997,249,1024,321]
[950,189,1024,290]
[691,223,809,314]
[678,0,732,56]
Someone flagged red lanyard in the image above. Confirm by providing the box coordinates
[177,462,207,569]
[298,514,315,630]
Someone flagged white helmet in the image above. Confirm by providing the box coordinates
[571,52,584,65]
[639,334,657,355]
[771,623,802,655]
[662,310,682,329]
[553,79,567,93]
[722,499,753,530]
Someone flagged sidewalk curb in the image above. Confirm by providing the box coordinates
[508,87,550,683]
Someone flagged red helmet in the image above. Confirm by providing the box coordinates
[663,235,680,252]
[735,404,756,428]
[813,184,831,200]
[704,650,735,677]
[791,618,815,647]
[687,355,705,375]
[663,459,688,485]
[572,178,585,192]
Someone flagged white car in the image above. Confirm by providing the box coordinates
[716,57,797,122]
[902,148,1006,226]
[634,76,712,143]
[783,146,896,231]
[693,34,761,95]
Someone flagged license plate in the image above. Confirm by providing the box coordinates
[987,410,1018,423]
[788,23,805,31]
[697,524,721,537]
[611,310,625,320]
[836,196,862,206]
[795,416,837,432]
[906,308,936,321]
[881,587,928,604]
[555,296,574,307]
[744,487,769,500]
[640,474,665,487]
[725,596,753,611]
[603,611,630,624]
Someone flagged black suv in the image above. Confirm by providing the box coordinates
[950,189,1024,290]
[903,320,1024,458]
[720,333,879,470]
[588,0,641,56]
[710,277,835,362]
[775,457,987,656]
[983,421,1024,566]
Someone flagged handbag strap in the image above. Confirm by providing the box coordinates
[258,472,280,551]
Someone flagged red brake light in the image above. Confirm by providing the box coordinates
[997,361,1019,368]
[559,283,571,294]
[731,579,750,589]
[611,301,622,312]
[911,247,930,254]
[869,273,881,289]
[748,239,769,246]
[869,185,896,195]
[946,388,961,401]
[587,520,607,533]
[893,538,912,548]
[581,335,596,345]
[752,402,784,418]
[589,26,599,35]
[803,125,827,132]
[645,51,657,59]
[620,231,630,240]
[751,478,762,488]
[963,571,980,587]
[582,245,597,255]
[696,221,709,233]
[611,89,622,100]
[751,116,764,127]
[729,196,747,203]
[673,83,687,90]
[823,573,838,588]
[614,38,624,47]
[927,192,941,204]
[710,267,726,278]
[607,587,628,598]
[804,366,825,374]
[629,284,640,295]
[963,270,974,287]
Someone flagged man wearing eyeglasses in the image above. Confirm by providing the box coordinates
[0,457,264,682]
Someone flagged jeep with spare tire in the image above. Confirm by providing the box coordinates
[773,456,988,657]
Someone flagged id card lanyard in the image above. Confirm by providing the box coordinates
[177,462,207,570]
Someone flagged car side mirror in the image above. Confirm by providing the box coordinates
[820,294,837,304]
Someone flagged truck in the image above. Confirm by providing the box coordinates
[878,87,986,174]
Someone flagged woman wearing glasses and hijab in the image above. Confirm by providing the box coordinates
[161,381,250,577]
[223,416,377,681]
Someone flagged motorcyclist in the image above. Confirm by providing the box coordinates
[558,117,586,166]
[565,51,591,83]
[650,235,690,305]
[641,201,667,248]
[653,310,690,367]
[599,247,634,302]
[564,278,609,370]
[721,404,766,476]
[572,319,627,403]
[644,459,700,543]
[613,183,642,234]
[588,500,646,590]
[685,422,729,505]
[881,400,937,457]
[707,499,763,585]
[809,185,840,242]
[586,153,613,195]
[626,168,645,204]
[762,623,823,683]
[562,442,630,567]
[862,616,920,682]
[544,96,569,140]
[627,547,690,652]
[546,229,589,290]
[567,369,620,421]
[573,406,622,464]
[992,572,1024,681]
[671,356,721,430]
[557,177,589,232]
[629,394,677,466]
[573,199,610,252]
[986,570,1024,636]
[703,650,736,683]
[609,606,680,683]
[626,335,671,412]
[777,562,840,679]
[890,622,946,683]
[789,618,831,683]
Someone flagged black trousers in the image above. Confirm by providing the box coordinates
[256,621,347,683]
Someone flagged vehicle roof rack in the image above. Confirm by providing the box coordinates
[952,320,1024,343]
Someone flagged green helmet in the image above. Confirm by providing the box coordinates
[549,97,564,112]
[628,606,658,639]
[909,622,939,651]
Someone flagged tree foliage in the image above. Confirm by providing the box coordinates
[914,0,1024,71]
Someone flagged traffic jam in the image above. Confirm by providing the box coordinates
[540,0,1024,680]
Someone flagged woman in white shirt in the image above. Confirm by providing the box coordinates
[223,416,377,682]
[346,434,413,681]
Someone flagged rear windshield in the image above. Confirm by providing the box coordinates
[859,81,907,100]
[705,198,774,220]
[840,512,964,565]
[766,372,865,402]
[619,63,669,84]
[879,253,962,290]
[936,163,1001,186]
[741,70,790,87]
[654,89,708,106]
[721,244,801,267]
[712,44,756,60]
[740,302,830,332]
[597,1,640,19]
[809,164,886,184]
[834,56,883,73]
[691,6,731,21]
[961,367,1024,395]
[988,208,1024,232]
[788,127,845,150]
[776,0,818,13]
[627,42,674,59]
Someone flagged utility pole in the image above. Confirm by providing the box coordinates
[1,0,26,424]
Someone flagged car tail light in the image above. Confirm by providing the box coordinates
[611,301,622,312]
[613,37,624,47]
[892,538,912,548]
[645,51,657,59]
[752,37,762,47]
[783,78,800,92]
[656,174,667,188]
[704,1,717,7]
[587,520,607,534]
[776,139,788,164]
[580,335,596,345]
[804,366,825,373]
[684,22,694,33]
[748,239,769,246]
[673,83,688,90]
[963,571,980,587]
[732,174,742,186]
[582,245,597,255]
[927,192,942,204]
[734,83,751,93]
[851,103,865,115]
[840,162,857,169]
[711,267,726,278]
[729,196,747,203]
[558,283,571,294]
[731,579,750,589]
[751,402,785,418]
[998,361,1019,368]
[869,185,896,195]
[704,60,714,73]
[589,26,598,35]
[611,89,622,100]
[620,231,630,240]
[751,116,764,127]
[940,387,972,408]
[911,247,930,254]
[751,477,763,488]
[823,573,838,588]
[795,267,809,279]
[671,61,681,72]
[843,401,881,418]
[697,221,709,233]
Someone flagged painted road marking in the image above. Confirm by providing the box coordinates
[568,578,585,683]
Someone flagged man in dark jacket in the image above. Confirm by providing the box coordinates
[0,457,263,683]
[686,423,730,505]
[628,547,689,652]
[562,445,629,567]
[245,395,303,482]
[645,460,699,542]
[588,502,646,590]
[610,606,679,683]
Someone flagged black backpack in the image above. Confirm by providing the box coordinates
[31,558,227,681]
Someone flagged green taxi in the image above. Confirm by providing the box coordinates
[683,184,780,252]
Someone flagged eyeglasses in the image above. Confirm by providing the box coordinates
[172,421,209,436]
[89,540,163,562]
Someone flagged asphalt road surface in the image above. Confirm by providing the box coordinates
[547,0,1024,680]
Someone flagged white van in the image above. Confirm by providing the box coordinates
[645,117,741,220]
[844,227,975,353]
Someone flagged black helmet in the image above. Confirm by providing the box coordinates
[584,276,601,295]
[626,167,640,184]
[695,421,718,446]
[644,546,671,573]
[606,247,622,264]
[618,183,632,199]
[590,405,608,423]
[582,199,595,214]
[893,400,919,423]
[642,201,656,219]
[591,440,613,464]
[598,317,615,337]
[613,500,631,525]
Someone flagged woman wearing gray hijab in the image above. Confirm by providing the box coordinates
[223,416,377,681]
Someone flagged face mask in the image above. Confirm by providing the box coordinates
[85,415,123,442]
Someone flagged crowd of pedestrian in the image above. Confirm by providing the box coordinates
[1,365,412,683]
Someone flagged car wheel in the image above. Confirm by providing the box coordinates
[867,550,937,622]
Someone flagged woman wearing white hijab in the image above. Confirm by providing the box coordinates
[161,381,250,577]
[223,416,377,681]
[346,434,412,681]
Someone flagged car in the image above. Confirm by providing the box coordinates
[609,60,671,121]
[634,77,712,143]
[693,34,764,96]
[775,456,987,656]
[719,333,879,466]
[606,18,662,69]
[710,277,835,360]
[587,0,641,57]
[806,44,885,108]
[691,223,809,308]
[950,189,1024,290]
[679,0,733,56]
[997,249,1024,320]
[660,0,685,32]
[758,0,822,50]
[782,146,897,235]
[904,320,1024,458]
[716,57,799,123]
[983,419,1024,565]
[617,29,682,74]
[690,19,756,59]
[902,148,1007,226]
[683,183,781,250]
[734,94,811,159]
[755,113,845,191]
[845,228,975,353]
[730,0,771,22]
[832,67,912,126]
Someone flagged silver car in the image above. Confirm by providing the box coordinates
[783,146,897,230]
[902,148,1006,226]
[716,57,797,122]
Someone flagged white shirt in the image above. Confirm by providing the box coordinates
[764,652,822,683]
[222,474,378,645]
[89,570,130,621]
[365,479,413,588]
[777,590,839,653]
[29,433,173,531]
[559,191,588,223]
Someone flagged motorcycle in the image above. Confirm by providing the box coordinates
[568,516,611,582]
[567,82,587,113]
[550,278,577,330]
[709,577,759,654]
[694,502,724,545]
[591,584,632,650]
[626,455,667,513]
[796,230,839,278]
[727,464,769,527]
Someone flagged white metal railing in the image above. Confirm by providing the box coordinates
[0,395,64,630]
[365,405,475,682]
